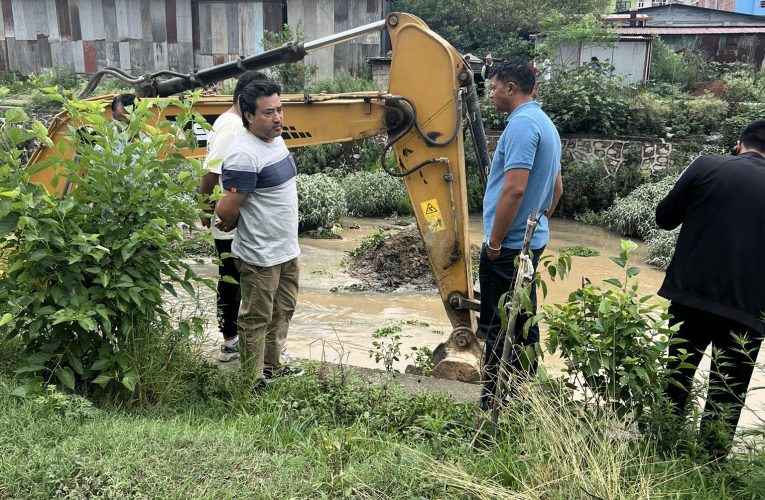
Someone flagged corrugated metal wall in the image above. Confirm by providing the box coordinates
[289,0,384,78]
[0,0,285,76]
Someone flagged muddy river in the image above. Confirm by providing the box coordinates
[192,216,764,431]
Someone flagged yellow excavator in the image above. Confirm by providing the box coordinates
[26,12,492,383]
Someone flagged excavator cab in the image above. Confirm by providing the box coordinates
[26,13,492,382]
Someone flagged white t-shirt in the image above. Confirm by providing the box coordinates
[205,111,243,240]
[221,132,300,267]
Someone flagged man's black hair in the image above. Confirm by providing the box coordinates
[238,78,282,128]
[487,58,535,94]
[739,119,765,153]
[111,93,136,112]
[233,71,269,104]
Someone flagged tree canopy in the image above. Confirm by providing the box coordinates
[392,0,612,58]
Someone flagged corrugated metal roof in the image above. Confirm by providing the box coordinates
[617,27,765,35]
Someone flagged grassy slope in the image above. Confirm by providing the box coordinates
[2,365,765,500]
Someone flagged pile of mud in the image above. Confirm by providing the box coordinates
[348,226,436,291]
[348,225,481,292]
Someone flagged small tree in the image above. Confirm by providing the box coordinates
[262,24,317,93]
[0,91,211,397]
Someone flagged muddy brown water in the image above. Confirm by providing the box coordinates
[192,216,764,432]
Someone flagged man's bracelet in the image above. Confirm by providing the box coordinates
[486,241,502,252]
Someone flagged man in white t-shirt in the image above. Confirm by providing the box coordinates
[200,71,266,362]
[215,77,301,386]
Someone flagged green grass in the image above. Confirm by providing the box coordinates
[2,356,765,499]
[559,245,600,257]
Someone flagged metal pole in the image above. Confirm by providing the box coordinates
[303,20,387,52]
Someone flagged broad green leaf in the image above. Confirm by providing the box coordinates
[0,213,20,236]
[603,278,622,288]
[15,364,45,374]
[626,266,640,278]
[0,313,13,328]
[56,366,76,390]
[609,257,627,268]
[66,351,84,375]
[91,358,112,371]
[121,371,137,392]
[92,374,112,386]
[220,275,239,285]
[181,280,196,298]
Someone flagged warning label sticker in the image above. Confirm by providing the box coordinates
[420,198,445,233]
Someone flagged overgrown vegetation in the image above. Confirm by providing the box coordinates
[544,241,677,423]
[343,170,413,217]
[295,173,347,232]
[0,93,211,401]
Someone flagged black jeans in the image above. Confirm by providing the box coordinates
[666,302,763,455]
[479,245,543,408]
[214,238,241,341]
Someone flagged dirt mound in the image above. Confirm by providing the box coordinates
[348,226,436,291]
[689,80,726,98]
[348,225,481,292]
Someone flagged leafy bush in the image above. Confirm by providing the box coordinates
[719,102,765,150]
[262,24,317,93]
[671,96,729,137]
[722,71,765,105]
[559,245,599,257]
[307,69,381,93]
[558,160,643,218]
[649,39,717,90]
[292,143,344,175]
[645,228,679,270]
[538,63,629,135]
[296,173,347,232]
[603,173,679,238]
[558,161,615,217]
[544,240,678,419]
[626,92,671,136]
[342,170,412,216]
[0,94,209,398]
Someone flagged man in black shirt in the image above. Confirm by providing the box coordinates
[656,119,765,456]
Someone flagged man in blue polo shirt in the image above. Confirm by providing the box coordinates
[480,58,563,409]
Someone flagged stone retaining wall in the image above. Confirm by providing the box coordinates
[487,132,693,177]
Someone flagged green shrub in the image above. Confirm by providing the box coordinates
[558,159,642,218]
[671,96,729,137]
[538,63,629,135]
[649,39,717,90]
[603,173,679,238]
[296,173,347,232]
[719,102,765,150]
[480,95,506,131]
[0,94,209,399]
[645,228,679,270]
[342,170,412,217]
[307,69,381,93]
[559,245,599,257]
[722,71,765,105]
[626,92,670,136]
[544,240,678,420]
[292,143,344,175]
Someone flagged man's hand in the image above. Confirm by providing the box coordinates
[486,241,502,261]
[201,216,212,229]
[214,217,237,232]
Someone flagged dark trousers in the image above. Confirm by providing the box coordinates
[215,238,241,341]
[666,302,763,454]
[479,245,543,408]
